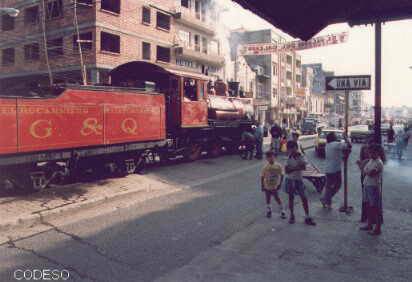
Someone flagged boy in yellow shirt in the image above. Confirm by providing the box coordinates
[261,151,286,219]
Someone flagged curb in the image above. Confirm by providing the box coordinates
[0,182,181,233]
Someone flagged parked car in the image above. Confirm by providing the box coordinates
[301,119,317,135]
[315,128,344,157]
[381,123,390,136]
[349,125,373,143]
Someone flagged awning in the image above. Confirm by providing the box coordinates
[232,0,412,40]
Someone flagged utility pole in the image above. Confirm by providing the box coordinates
[40,0,53,86]
[73,0,87,85]
[374,21,382,144]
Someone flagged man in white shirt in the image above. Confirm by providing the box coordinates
[320,132,351,209]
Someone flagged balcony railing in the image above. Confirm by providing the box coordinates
[175,46,224,67]
[173,7,215,35]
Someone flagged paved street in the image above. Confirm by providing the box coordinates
[1,141,411,282]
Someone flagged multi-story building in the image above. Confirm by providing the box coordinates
[225,55,256,98]
[0,0,225,92]
[349,91,365,124]
[229,28,301,126]
[302,65,324,118]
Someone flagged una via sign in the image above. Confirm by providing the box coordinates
[326,75,371,91]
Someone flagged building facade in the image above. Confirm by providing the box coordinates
[225,55,256,98]
[228,28,301,126]
[0,0,224,92]
[302,64,324,118]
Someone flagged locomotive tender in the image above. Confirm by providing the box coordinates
[0,61,253,191]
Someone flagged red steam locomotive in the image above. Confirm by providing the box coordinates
[0,61,254,191]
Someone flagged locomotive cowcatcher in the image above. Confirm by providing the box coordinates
[0,61,254,191]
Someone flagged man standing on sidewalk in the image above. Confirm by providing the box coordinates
[320,132,351,209]
[254,124,264,159]
[270,122,282,154]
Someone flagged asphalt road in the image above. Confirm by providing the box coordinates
[1,142,411,282]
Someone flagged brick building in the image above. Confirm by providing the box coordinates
[0,0,224,93]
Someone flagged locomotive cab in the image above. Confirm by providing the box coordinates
[109,61,209,133]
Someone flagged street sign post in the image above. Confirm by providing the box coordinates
[325,75,371,91]
[325,75,371,214]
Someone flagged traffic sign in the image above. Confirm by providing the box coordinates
[325,75,371,91]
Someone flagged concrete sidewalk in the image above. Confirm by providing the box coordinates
[0,174,181,233]
[157,144,412,282]
[157,203,412,282]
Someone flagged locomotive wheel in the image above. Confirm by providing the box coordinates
[185,144,202,161]
[209,143,222,158]
[225,143,239,155]
[29,171,48,192]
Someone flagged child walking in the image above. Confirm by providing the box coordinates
[261,151,286,219]
[284,141,316,225]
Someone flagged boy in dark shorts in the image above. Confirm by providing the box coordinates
[284,141,316,225]
[261,151,286,219]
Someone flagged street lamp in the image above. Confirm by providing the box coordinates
[0,8,20,17]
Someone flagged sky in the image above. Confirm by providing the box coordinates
[218,0,412,107]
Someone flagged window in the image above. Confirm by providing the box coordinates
[272,63,278,76]
[156,12,170,31]
[200,3,206,22]
[194,35,200,51]
[273,88,278,97]
[142,7,151,24]
[73,32,93,51]
[2,48,15,66]
[178,30,191,47]
[101,32,120,53]
[183,78,198,101]
[296,60,301,68]
[156,46,170,62]
[296,74,301,83]
[24,43,40,61]
[2,15,15,31]
[195,0,200,19]
[24,6,39,25]
[176,59,195,68]
[286,71,292,80]
[286,55,292,64]
[201,37,207,54]
[286,87,292,95]
[78,0,93,4]
[199,82,205,100]
[46,0,63,20]
[142,42,151,60]
[101,0,120,14]
[209,40,218,54]
[47,38,64,57]
[181,0,190,8]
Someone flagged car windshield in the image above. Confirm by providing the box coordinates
[319,131,343,140]
[349,125,369,131]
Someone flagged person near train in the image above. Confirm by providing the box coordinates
[254,124,264,160]
[270,123,282,154]
[240,130,256,160]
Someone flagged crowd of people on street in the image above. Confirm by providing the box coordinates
[256,120,410,236]
[386,123,410,159]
